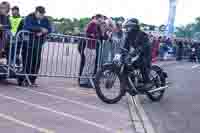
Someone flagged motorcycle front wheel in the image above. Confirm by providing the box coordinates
[146,65,166,102]
[94,65,126,104]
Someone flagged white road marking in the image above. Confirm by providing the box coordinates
[174,65,186,69]
[0,93,113,132]
[133,96,156,133]
[127,95,144,133]
[16,86,127,118]
[192,64,200,69]
[153,61,177,67]
[64,87,97,96]
[0,113,54,133]
[36,86,97,96]
[128,95,156,133]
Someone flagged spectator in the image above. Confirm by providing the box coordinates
[152,36,161,62]
[114,22,123,39]
[166,38,172,47]
[0,2,11,29]
[10,6,23,36]
[19,6,52,86]
[78,16,96,87]
[99,21,112,63]
[78,14,103,88]
[0,2,11,58]
[8,6,23,65]
[197,43,200,63]
[1,1,10,16]
[176,40,184,61]
[189,42,198,62]
[105,17,115,34]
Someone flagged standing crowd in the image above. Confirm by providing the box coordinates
[1,1,199,87]
[78,14,124,87]
[0,1,51,86]
[150,35,200,63]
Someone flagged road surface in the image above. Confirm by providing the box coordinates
[0,77,135,133]
[139,61,200,133]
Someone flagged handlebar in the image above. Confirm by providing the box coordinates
[119,47,129,52]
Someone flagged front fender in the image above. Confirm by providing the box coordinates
[101,63,122,74]
[102,63,114,70]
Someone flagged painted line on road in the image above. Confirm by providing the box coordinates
[0,93,114,132]
[134,96,156,133]
[36,86,97,96]
[153,61,177,68]
[127,95,144,133]
[128,95,157,133]
[0,113,54,133]
[64,87,97,96]
[192,64,200,69]
[16,86,127,119]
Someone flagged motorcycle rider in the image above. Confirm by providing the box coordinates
[123,18,153,90]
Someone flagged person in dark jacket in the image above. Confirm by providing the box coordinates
[123,18,153,91]
[0,2,11,58]
[0,2,11,29]
[19,6,52,86]
[176,40,184,61]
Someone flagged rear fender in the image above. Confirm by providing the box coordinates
[152,65,167,78]
[151,65,168,86]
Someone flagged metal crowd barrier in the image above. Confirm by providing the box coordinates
[12,30,106,83]
[0,29,13,77]
[98,38,125,65]
[1,30,198,86]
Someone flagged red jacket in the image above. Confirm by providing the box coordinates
[152,39,160,62]
[85,21,101,49]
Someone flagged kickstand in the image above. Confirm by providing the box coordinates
[25,75,32,86]
[89,78,95,88]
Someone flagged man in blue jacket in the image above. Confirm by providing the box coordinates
[19,6,52,86]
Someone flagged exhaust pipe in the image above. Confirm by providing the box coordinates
[166,81,172,86]
[148,85,168,93]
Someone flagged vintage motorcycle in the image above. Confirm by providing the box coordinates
[95,47,168,104]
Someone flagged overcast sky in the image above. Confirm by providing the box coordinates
[5,0,199,26]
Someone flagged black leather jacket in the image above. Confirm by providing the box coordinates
[124,30,151,61]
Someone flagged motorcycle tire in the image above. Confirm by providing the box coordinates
[95,65,126,104]
[146,65,166,102]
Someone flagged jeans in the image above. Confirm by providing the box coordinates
[21,44,42,83]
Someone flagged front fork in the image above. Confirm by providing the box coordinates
[120,70,139,95]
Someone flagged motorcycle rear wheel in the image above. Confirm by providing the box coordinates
[146,65,166,102]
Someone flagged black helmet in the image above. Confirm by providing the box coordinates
[123,18,140,32]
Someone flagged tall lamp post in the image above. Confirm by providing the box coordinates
[166,0,178,36]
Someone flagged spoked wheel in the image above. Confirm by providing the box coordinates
[95,66,126,104]
[146,65,166,102]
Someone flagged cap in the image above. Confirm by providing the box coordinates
[35,6,46,14]
[12,6,19,11]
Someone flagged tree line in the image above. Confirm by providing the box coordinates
[48,16,200,40]
[175,17,200,40]
[47,16,125,35]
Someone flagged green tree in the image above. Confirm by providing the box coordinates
[79,18,90,32]
[175,16,200,40]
